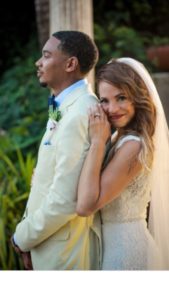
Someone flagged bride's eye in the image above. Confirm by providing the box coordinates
[99,98,108,104]
[117,95,127,102]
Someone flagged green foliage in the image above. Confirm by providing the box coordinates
[94,1,150,69]
[0,146,35,270]
[94,23,148,68]
[94,0,169,71]
[148,36,169,47]
[93,0,169,37]
[0,38,48,153]
[0,37,48,269]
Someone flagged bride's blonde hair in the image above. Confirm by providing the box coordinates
[97,60,156,168]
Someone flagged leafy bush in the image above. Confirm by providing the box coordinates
[0,37,48,269]
[93,0,169,72]
[0,38,48,154]
[0,146,35,270]
[94,23,148,69]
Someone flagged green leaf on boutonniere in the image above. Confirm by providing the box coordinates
[48,105,62,121]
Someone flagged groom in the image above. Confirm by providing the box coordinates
[11,31,101,270]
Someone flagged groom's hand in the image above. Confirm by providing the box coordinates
[11,236,33,270]
[21,252,33,270]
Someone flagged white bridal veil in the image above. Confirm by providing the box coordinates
[117,58,169,269]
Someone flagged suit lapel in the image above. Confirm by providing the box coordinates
[59,83,93,114]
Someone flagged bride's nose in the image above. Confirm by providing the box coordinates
[108,101,119,114]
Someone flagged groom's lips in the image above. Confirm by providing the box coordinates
[37,70,43,77]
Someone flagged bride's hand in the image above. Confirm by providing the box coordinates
[88,104,111,145]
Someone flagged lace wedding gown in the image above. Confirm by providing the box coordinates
[101,135,159,270]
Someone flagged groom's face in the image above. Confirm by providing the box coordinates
[35,37,69,89]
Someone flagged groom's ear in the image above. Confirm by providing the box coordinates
[65,57,79,72]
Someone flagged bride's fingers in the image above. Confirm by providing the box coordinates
[88,107,97,122]
[93,104,103,118]
[97,104,107,121]
[88,104,107,122]
[98,104,104,118]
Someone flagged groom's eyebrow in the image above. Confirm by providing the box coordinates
[42,50,52,55]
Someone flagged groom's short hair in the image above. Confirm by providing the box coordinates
[52,30,99,75]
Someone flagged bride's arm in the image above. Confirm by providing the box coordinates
[76,107,142,217]
[76,104,110,216]
[77,139,107,216]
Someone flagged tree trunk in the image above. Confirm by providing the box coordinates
[49,0,95,87]
[50,0,93,37]
[35,0,49,48]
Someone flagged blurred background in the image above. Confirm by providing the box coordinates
[0,0,169,270]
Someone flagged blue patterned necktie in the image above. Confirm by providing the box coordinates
[48,95,59,111]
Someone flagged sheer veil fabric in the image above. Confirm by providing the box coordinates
[114,58,169,269]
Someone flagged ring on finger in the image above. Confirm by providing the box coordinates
[94,113,101,118]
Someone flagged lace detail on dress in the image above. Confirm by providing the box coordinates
[101,134,151,224]
[101,171,151,223]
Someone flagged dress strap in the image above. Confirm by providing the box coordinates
[115,135,141,152]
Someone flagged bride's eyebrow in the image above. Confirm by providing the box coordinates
[114,92,126,98]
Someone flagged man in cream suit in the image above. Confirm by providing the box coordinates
[11,31,101,270]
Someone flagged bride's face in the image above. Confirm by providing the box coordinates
[98,81,135,129]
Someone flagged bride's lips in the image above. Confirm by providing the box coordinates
[110,114,125,120]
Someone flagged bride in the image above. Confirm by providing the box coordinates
[76,58,169,270]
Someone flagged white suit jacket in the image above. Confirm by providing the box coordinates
[14,83,102,270]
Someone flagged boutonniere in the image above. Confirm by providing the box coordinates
[48,104,62,122]
[44,97,62,145]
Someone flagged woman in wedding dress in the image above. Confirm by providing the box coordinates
[76,58,169,270]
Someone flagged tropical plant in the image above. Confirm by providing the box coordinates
[0,37,48,270]
[0,146,35,270]
[0,38,48,154]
